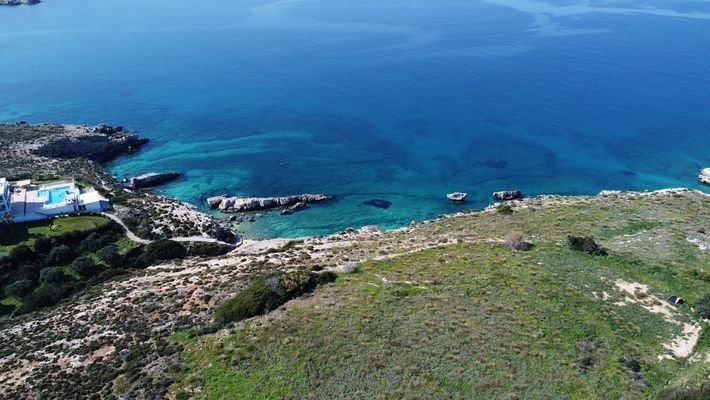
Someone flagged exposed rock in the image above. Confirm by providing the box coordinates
[493,190,523,201]
[32,124,148,162]
[447,192,467,203]
[699,168,710,185]
[0,123,147,191]
[281,202,307,215]
[207,193,331,213]
[124,172,181,189]
[0,0,40,5]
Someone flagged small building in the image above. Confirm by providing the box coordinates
[2,178,112,223]
[0,178,11,220]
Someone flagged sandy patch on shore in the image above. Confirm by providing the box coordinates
[613,279,701,359]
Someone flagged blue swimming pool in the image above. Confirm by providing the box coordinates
[38,186,73,205]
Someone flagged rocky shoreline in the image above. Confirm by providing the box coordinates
[0,0,40,5]
[207,193,331,213]
[0,122,235,243]
[1,187,708,398]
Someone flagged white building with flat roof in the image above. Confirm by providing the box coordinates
[0,178,11,220]
[2,178,112,223]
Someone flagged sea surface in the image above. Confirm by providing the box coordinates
[2,0,710,238]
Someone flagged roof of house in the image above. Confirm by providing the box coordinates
[78,191,109,205]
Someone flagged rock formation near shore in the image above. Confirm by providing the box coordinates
[207,193,331,213]
[32,124,148,162]
[0,0,40,5]
[493,190,523,201]
[699,168,710,185]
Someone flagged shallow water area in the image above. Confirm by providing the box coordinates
[2,0,709,238]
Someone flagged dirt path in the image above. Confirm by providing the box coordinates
[101,212,240,248]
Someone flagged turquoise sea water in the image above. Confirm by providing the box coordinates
[1,0,709,238]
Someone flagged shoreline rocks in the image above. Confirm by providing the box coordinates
[493,190,523,201]
[447,192,467,203]
[32,124,149,162]
[699,168,710,185]
[0,0,40,5]
[123,172,181,189]
[208,193,332,213]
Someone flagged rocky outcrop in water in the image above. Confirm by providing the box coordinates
[699,168,710,185]
[207,193,331,213]
[32,124,148,162]
[281,202,307,215]
[124,172,181,189]
[493,190,523,201]
[0,0,40,5]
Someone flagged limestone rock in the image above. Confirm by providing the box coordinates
[493,190,523,201]
[699,168,710,185]
[207,193,331,213]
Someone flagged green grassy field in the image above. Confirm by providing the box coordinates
[0,215,110,256]
[171,192,710,399]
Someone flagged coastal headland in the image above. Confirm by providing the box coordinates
[0,122,709,399]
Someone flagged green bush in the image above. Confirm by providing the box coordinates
[694,294,710,319]
[0,303,15,316]
[9,244,36,264]
[213,271,328,325]
[659,384,710,400]
[16,283,75,314]
[4,279,35,298]
[496,204,514,215]
[96,245,122,267]
[39,266,68,284]
[47,244,74,265]
[33,237,53,254]
[145,239,187,261]
[568,236,607,256]
[72,256,99,277]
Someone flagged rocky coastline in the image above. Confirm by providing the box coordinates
[207,193,331,213]
[0,0,40,5]
[0,122,234,242]
[699,168,710,185]
[2,187,709,399]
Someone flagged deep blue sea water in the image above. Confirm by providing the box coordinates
[2,0,710,238]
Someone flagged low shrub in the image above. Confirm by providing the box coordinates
[0,303,15,316]
[9,244,36,264]
[496,204,514,215]
[39,266,68,284]
[694,294,710,319]
[145,239,187,261]
[4,279,35,298]
[505,230,531,251]
[568,236,607,256]
[213,271,334,325]
[659,384,710,400]
[16,283,75,314]
[72,256,99,277]
[96,245,122,267]
[47,244,74,265]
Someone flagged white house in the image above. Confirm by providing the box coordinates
[0,178,11,220]
[2,178,112,223]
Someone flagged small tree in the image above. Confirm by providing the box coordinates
[47,244,74,265]
[39,266,68,284]
[4,279,35,298]
[72,256,99,277]
[96,245,122,267]
[568,236,607,256]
